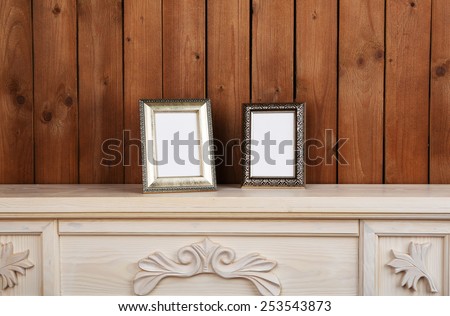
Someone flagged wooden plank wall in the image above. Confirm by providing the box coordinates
[124,0,162,184]
[208,0,249,184]
[33,0,78,184]
[0,0,448,185]
[0,0,33,183]
[385,0,431,184]
[78,0,124,184]
[338,0,384,184]
[297,0,337,184]
[430,0,450,184]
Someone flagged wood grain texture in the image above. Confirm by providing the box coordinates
[385,0,431,184]
[0,1,448,185]
[163,0,205,98]
[0,221,59,296]
[59,220,359,235]
[387,242,438,293]
[41,221,60,295]
[430,0,450,184]
[124,0,162,184]
[78,0,124,183]
[0,184,449,220]
[0,222,48,296]
[0,242,34,291]
[361,220,450,295]
[297,0,337,184]
[379,236,444,295]
[0,0,33,184]
[252,0,294,103]
[33,0,78,184]
[338,0,384,184]
[61,235,358,295]
[207,0,250,184]
[0,235,41,296]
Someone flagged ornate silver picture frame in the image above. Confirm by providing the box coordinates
[140,99,217,193]
[242,103,305,188]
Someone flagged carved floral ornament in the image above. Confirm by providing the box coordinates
[0,242,34,290]
[133,238,281,296]
[388,242,438,293]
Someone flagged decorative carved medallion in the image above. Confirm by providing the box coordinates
[134,238,281,296]
[0,242,34,290]
[387,242,438,293]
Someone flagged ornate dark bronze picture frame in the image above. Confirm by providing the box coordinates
[242,103,305,188]
[140,99,217,193]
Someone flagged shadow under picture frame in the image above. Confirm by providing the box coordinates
[241,103,305,188]
[139,99,217,193]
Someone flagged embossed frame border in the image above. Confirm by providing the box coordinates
[139,99,217,193]
[242,103,305,188]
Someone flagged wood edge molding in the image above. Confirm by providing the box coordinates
[361,221,377,295]
[0,221,53,233]
[3,212,450,221]
[58,219,359,236]
[0,242,34,291]
[133,238,281,296]
[387,242,438,293]
[42,221,60,295]
[445,236,450,295]
[0,185,449,216]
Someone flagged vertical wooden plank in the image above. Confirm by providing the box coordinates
[78,0,124,183]
[253,0,294,103]
[338,0,384,184]
[297,0,337,184]
[163,0,205,98]
[430,0,450,184]
[385,0,431,184]
[207,0,250,184]
[34,0,78,183]
[124,0,162,184]
[0,0,33,183]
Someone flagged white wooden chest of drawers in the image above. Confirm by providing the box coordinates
[0,185,449,296]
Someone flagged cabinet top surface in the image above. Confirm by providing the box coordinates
[0,184,448,219]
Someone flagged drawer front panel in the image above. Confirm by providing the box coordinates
[59,220,359,296]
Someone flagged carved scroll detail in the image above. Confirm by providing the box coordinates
[134,238,281,296]
[0,242,34,290]
[387,242,438,293]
